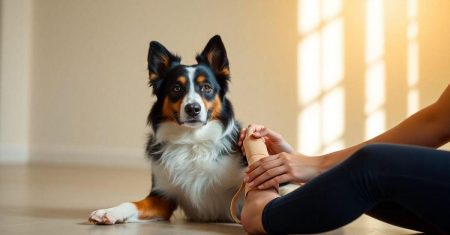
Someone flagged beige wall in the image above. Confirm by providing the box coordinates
[0,0,449,166]
[0,0,31,163]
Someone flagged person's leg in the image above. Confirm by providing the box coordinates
[241,144,450,234]
[366,201,437,232]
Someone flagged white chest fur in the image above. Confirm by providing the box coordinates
[150,121,244,222]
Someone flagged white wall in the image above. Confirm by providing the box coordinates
[0,0,449,167]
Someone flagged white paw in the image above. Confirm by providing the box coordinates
[89,202,139,225]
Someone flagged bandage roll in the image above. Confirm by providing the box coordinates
[243,128,269,165]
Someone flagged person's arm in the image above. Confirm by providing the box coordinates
[244,84,450,189]
[320,84,450,172]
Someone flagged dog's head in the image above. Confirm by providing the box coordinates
[147,35,233,130]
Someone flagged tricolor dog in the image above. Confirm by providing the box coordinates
[89,35,245,223]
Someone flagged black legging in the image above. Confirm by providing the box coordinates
[261,144,450,234]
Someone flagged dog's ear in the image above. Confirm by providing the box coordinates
[196,35,230,78]
[148,41,180,87]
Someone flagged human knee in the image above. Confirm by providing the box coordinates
[350,144,392,164]
[357,143,391,156]
[338,144,396,176]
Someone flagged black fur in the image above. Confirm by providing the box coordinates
[145,35,244,163]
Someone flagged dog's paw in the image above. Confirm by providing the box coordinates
[89,202,139,225]
[89,208,125,225]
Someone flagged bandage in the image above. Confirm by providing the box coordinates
[230,128,277,223]
[243,128,269,164]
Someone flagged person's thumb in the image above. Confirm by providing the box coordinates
[252,128,270,138]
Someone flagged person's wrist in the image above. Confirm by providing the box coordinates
[294,154,323,182]
[316,155,331,175]
[280,142,294,154]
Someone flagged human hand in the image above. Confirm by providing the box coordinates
[244,152,323,190]
[238,124,294,155]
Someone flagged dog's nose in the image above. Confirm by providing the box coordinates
[185,103,201,117]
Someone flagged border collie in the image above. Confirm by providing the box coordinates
[89,35,245,224]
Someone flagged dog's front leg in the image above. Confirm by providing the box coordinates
[89,192,177,225]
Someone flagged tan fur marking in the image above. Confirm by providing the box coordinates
[149,54,170,81]
[171,98,182,115]
[211,96,222,119]
[177,76,187,86]
[219,68,230,77]
[149,72,158,81]
[133,195,176,220]
[205,50,229,76]
[206,51,215,66]
[203,95,222,119]
[159,55,170,69]
[162,97,177,122]
[196,75,206,84]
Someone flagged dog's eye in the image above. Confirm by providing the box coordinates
[172,84,182,93]
[201,84,213,94]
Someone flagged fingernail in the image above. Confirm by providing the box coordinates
[244,176,249,182]
[248,181,254,186]
[258,185,264,189]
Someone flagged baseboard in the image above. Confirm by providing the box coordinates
[30,144,149,169]
[0,143,29,164]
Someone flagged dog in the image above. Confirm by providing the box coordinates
[89,35,246,224]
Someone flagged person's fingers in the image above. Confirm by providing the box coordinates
[247,164,288,188]
[238,128,247,147]
[246,124,265,136]
[241,125,264,155]
[251,127,266,137]
[245,156,283,182]
[257,174,292,189]
[252,127,282,142]
[245,155,278,173]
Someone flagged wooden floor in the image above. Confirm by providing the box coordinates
[0,164,420,235]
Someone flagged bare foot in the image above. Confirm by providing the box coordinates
[240,188,280,234]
